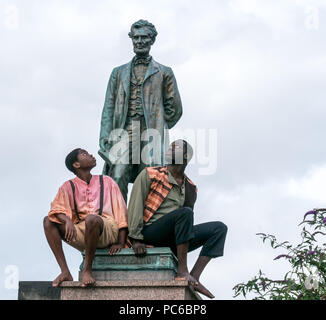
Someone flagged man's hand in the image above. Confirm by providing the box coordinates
[64,220,77,243]
[108,243,123,255]
[132,240,146,257]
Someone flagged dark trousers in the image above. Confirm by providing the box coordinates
[142,207,228,258]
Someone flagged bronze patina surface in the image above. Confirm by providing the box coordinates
[99,20,183,201]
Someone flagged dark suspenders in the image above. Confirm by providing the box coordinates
[69,175,104,222]
[69,180,80,222]
[99,175,104,216]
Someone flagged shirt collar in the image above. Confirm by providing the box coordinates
[167,170,185,186]
[74,175,95,186]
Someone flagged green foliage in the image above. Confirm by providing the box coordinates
[233,209,326,300]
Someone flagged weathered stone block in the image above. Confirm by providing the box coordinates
[60,280,201,300]
[19,248,202,300]
[18,281,61,300]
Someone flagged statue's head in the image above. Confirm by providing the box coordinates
[128,20,158,56]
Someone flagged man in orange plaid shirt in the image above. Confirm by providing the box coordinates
[128,140,228,298]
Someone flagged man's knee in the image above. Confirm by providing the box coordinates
[43,216,52,229]
[212,221,228,235]
[85,215,102,229]
[43,216,64,234]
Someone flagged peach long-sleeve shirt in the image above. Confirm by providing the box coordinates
[48,175,128,229]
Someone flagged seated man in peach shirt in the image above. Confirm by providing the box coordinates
[43,148,128,287]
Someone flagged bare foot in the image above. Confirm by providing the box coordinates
[174,273,198,286]
[81,270,95,287]
[190,281,215,299]
[52,271,73,287]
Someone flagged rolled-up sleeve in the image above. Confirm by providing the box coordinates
[127,169,151,241]
[48,185,72,224]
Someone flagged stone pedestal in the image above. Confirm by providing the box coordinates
[60,280,200,300]
[78,247,178,281]
[18,248,202,300]
[18,281,61,300]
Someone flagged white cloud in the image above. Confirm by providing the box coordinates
[286,164,326,203]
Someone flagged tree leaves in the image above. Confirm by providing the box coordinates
[233,210,326,300]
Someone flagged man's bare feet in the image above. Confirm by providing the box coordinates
[81,270,95,287]
[174,273,198,286]
[175,273,215,299]
[190,281,215,299]
[52,271,73,287]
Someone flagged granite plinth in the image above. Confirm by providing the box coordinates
[19,247,202,300]
[60,280,201,300]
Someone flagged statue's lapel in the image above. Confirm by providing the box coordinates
[121,59,158,93]
[144,59,159,83]
[121,61,132,96]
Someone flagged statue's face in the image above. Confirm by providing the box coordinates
[131,27,153,56]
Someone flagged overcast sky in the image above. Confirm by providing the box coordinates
[1,0,326,300]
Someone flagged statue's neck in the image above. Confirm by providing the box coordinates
[135,53,150,58]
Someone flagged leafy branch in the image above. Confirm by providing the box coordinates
[233,209,326,300]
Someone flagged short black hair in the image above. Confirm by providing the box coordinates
[65,148,82,173]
